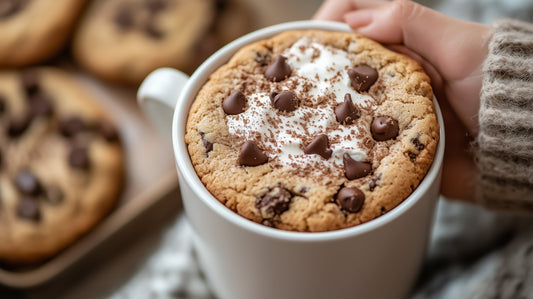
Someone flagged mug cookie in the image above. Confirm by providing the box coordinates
[73,0,216,84]
[186,30,439,232]
[0,68,124,265]
[0,0,87,66]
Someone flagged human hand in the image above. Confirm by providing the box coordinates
[314,0,492,202]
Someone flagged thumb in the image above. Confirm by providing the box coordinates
[344,0,489,81]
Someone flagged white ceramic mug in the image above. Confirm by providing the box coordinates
[137,20,445,299]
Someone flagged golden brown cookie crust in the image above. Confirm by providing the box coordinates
[73,0,216,84]
[0,68,124,265]
[0,0,87,66]
[186,30,439,232]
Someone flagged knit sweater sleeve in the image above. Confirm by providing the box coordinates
[477,19,533,210]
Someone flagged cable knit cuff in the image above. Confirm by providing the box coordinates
[477,19,533,211]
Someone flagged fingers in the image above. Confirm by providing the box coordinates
[313,0,355,21]
[344,0,490,82]
[313,0,388,21]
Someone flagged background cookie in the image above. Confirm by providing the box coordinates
[186,30,439,232]
[73,0,217,84]
[0,68,124,265]
[0,0,87,66]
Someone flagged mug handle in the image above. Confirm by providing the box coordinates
[137,68,190,142]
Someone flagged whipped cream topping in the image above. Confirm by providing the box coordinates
[226,37,377,175]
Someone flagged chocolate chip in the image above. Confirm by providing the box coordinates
[96,121,119,142]
[223,91,247,115]
[7,112,32,137]
[336,186,365,213]
[368,174,381,191]
[238,141,268,166]
[335,94,360,125]
[20,70,40,97]
[15,170,42,196]
[411,137,425,151]
[264,55,291,82]
[257,186,292,218]
[304,134,332,159]
[0,0,24,18]
[144,20,164,39]
[269,91,299,112]
[59,116,86,138]
[17,196,40,222]
[29,92,54,118]
[348,65,378,92]
[408,151,417,161]
[199,132,213,154]
[68,146,90,170]
[0,95,7,115]
[44,185,64,205]
[254,51,270,66]
[145,0,168,12]
[343,153,371,180]
[371,116,399,141]
[114,3,135,30]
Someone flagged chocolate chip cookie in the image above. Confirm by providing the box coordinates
[186,30,439,232]
[0,68,124,265]
[0,0,87,66]
[72,0,217,84]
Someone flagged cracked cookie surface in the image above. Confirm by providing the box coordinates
[186,30,439,232]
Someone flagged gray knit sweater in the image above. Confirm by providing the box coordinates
[477,19,533,210]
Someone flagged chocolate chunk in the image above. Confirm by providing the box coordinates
[238,141,268,166]
[223,91,247,115]
[257,186,292,218]
[0,95,7,115]
[96,121,119,142]
[144,20,164,39]
[0,0,24,18]
[199,132,213,154]
[44,185,64,205]
[371,116,399,141]
[335,94,360,125]
[369,177,378,191]
[411,137,425,151]
[264,55,291,82]
[15,170,42,196]
[343,153,371,180]
[304,134,332,159]
[114,3,135,30]
[60,116,86,138]
[146,0,168,12]
[408,151,417,161]
[269,91,299,112]
[254,51,270,66]
[29,92,54,118]
[7,112,32,137]
[68,146,90,170]
[348,65,378,92]
[20,70,40,96]
[336,187,365,213]
[17,196,40,222]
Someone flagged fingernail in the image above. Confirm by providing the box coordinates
[344,9,374,29]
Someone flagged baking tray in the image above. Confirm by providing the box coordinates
[0,71,180,289]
